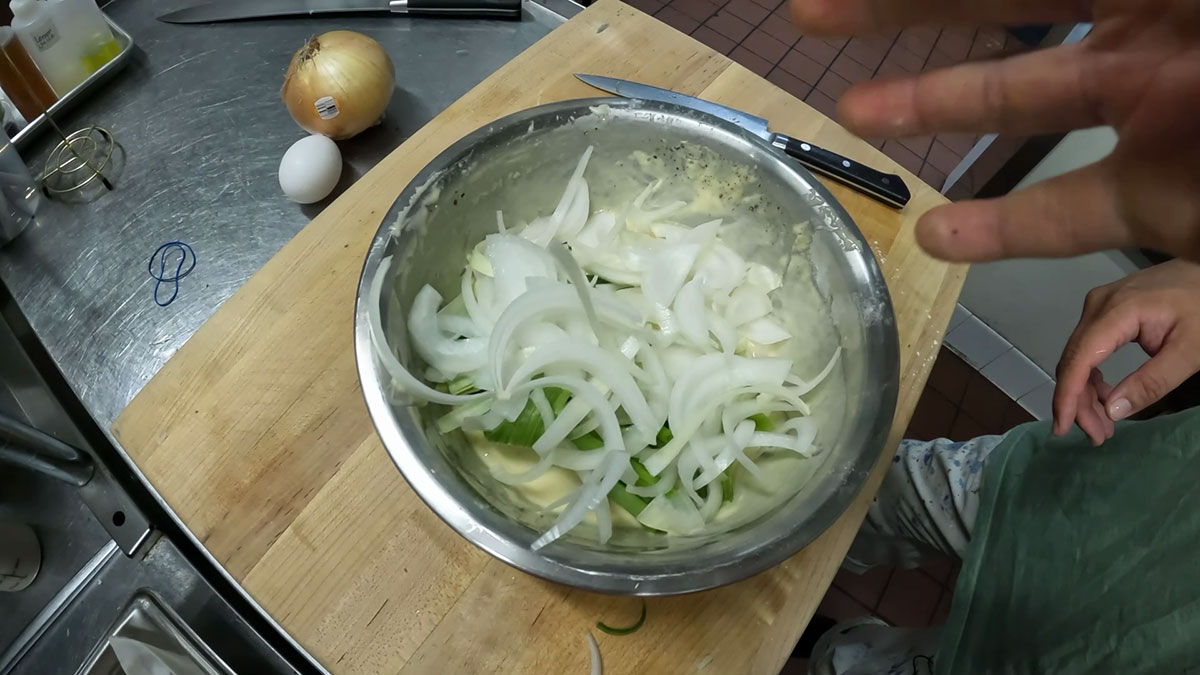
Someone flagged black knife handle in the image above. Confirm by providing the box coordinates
[395,0,522,18]
[771,133,910,209]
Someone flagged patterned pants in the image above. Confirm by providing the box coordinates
[809,434,1009,675]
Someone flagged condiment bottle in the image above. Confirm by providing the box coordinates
[9,0,87,95]
[0,27,57,122]
[46,0,119,73]
[0,126,41,244]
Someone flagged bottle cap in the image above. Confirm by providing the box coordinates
[10,0,36,20]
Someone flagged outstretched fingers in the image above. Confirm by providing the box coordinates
[789,0,1091,36]
[915,161,1129,263]
[837,43,1104,138]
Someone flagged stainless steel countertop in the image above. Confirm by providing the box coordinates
[0,0,580,430]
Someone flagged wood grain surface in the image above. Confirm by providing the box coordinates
[112,2,966,672]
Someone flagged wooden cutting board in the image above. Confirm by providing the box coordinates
[113,2,965,672]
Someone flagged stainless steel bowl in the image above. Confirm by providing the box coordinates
[354,98,899,595]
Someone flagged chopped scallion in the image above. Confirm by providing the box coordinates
[596,600,648,636]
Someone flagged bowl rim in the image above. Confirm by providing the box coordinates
[353,97,900,595]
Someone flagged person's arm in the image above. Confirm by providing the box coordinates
[788,0,1200,264]
[1053,260,1200,445]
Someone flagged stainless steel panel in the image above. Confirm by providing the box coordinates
[0,0,579,430]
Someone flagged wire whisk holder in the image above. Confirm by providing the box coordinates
[38,123,119,199]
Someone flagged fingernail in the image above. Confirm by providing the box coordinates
[1108,398,1131,421]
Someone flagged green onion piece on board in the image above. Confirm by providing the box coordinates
[608,483,648,516]
[596,600,648,636]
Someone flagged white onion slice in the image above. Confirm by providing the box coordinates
[672,278,709,349]
[725,286,773,327]
[642,242,701,308]
[487,234,559,310]
[636,491,705,535]
[740,317,791,345]
[532,450,628,550]
[586,632,602,675]
[788,347,843,396]
[507,342,657,436]
[560,178,591,240]
[576,210,618,248]
[409,285,488,374]
[552,146,594,225]
[366,258,490,406]
[593,497,612,545]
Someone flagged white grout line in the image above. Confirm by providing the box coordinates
[944,303,1055,421]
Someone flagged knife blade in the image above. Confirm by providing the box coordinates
[575,74,910,209]
[158,0,522,23]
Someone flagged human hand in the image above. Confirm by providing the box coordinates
[788,0,1200,264]
[1053,260,1200,445]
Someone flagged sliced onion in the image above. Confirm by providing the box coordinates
[437,313,482,339]
[587,632,603,675]
[552,146,594,225]
[548,242,602,337]
[532,379,612,455]
[642,242,701,308]
[741,317,791,345]
[513,375,623,454]
[694,242,746,292]
[725,286,773,327]
[631,180,660,209]
[624,468,676,498]
[366,257,490,406]
[560,178,591,240]
[636,491,705,535]
[409,285,488,375]
[788,347,843,396]
[746,262,782,291]
[699,474,724,519]
[487,234,559,311]
[552,447,608,471]
[708,311,737,354]
[506,342,657,435]
[532,450,628,550]
[576,210,618,248]
[593,497,612,545]
[672,278,709,349]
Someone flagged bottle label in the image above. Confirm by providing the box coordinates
[314,96,339,120]
[32,25,59,52]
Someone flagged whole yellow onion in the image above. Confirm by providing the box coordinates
[281,30,395,140]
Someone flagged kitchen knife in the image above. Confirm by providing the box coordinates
[158,0,523,23]
[575,74,910,209]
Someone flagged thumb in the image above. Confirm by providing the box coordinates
[1106,344,1199,421]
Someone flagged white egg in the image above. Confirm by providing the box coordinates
[278,134,342,204]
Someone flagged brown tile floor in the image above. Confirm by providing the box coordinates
[624,0,1028,190]
[787,348,1033,672]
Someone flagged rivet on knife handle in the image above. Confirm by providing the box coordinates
[771,134,910,209]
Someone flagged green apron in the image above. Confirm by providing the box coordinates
[936,408,1200,674]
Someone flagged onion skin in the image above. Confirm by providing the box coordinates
[281,30,395,140]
